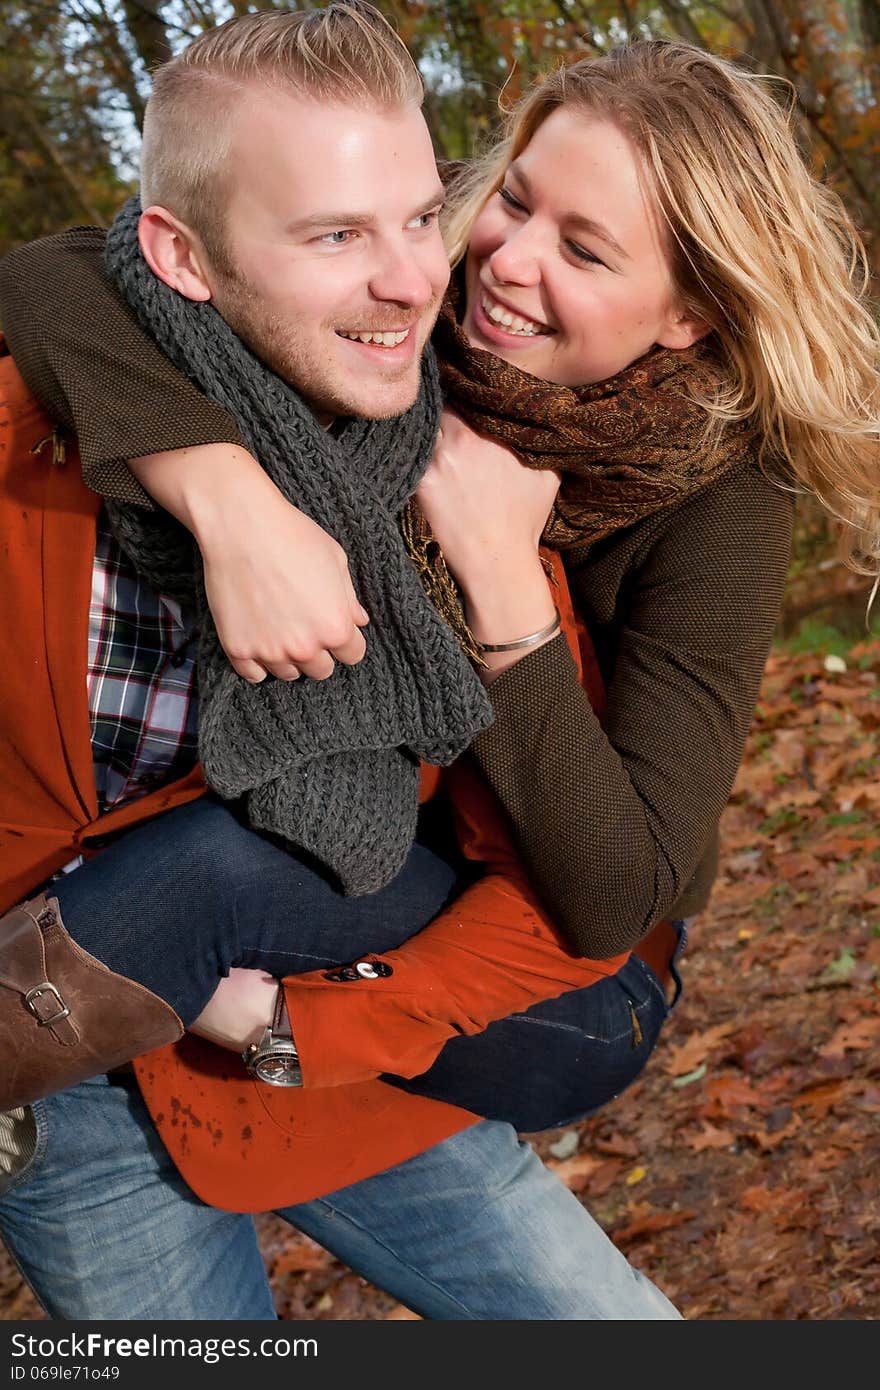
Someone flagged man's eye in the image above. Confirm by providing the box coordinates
[408,209,441,230]
[319,230,355,246]
[498,186,527,213]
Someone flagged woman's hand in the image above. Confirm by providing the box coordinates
[416,410,561,596]
[416,411,561,678]
[130,444,369,683]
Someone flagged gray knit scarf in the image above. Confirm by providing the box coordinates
[104,197,492,895]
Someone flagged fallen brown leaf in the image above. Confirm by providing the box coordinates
[545,1152,603,1191]
[687,1121,736,1152]
[819,1016,880,1059]
[663,1022,735,1076]
[612,1210,696,1244]
[792,1079,852,1115]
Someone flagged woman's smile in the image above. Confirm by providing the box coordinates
[476,285,552,339]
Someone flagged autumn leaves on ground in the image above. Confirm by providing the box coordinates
[3,631,878,1321]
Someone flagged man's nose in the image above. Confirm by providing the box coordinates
[369,241,436,309]
[487,225,543,287]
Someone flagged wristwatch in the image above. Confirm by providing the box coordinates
[242,984,302,1087]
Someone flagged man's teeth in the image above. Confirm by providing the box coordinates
[481,293,545,337]
[338,329,409,347]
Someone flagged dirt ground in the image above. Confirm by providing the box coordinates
[3,637,878,1321]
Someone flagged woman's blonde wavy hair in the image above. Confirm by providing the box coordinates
[444,41,880,574]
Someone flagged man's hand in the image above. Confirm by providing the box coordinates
[190,968,278,1051]
[130,443,369,682]
[200,494,369,683]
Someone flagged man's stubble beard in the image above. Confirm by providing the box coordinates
[209,268,441,423]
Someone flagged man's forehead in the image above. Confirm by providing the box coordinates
[228,85,431,155]
[225,91,441,222]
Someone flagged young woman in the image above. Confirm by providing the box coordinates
[2,41,877,1120]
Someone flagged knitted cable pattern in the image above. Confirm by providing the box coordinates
[104,198,492,895]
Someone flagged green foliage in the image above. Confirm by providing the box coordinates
[783,619,862,657]
[758,807,808,835]
[824,811,866,826]
[817,946,858,984]
[781,605,880,656]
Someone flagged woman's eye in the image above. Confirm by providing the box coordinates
[566,241,604,268]
[498,186,527,213]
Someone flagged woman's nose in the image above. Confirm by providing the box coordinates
[487,227,543,287]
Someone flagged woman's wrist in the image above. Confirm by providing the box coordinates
[477,610,561,684]
[477,608,561,653]
[462,557,558,683]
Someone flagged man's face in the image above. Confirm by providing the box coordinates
[203,91,450,421]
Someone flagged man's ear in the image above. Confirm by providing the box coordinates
[656,304,711,351]
[138,206,213,302]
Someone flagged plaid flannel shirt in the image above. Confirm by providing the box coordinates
[89,508,199,813]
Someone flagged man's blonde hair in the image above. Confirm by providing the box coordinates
[445,41,880,574]
[141,3,424,272]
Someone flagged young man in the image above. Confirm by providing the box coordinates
[0,6,679,1319]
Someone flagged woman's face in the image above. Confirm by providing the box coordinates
[462,108,706,386]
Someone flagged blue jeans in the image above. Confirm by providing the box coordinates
[0,1073,680,1319]
[50,796,679,1130]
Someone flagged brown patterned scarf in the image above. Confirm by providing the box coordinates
[428,286,756,550]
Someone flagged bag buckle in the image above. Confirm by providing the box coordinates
[25,982,71,1027]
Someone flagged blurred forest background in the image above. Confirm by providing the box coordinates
[2,1,879,252]
[1,0,878,630]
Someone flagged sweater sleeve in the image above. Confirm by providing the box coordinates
[470,466,794,957]
[0,229,244,507]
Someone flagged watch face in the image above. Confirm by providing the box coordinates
[255,1052,302,1087]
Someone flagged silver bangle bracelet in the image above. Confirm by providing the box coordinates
[477,608,562,654]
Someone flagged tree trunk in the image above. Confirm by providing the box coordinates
[859,0,880,48]
[121,0,173,75]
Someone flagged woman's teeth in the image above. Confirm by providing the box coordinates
[481,293,545,337]
[338,329,409,347]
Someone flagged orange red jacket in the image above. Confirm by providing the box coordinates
[1,344,632,1211]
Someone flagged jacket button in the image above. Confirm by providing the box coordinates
[322,959,393,982]
[356,959,393,978]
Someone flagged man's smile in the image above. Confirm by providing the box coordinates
[336,327,412,347]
